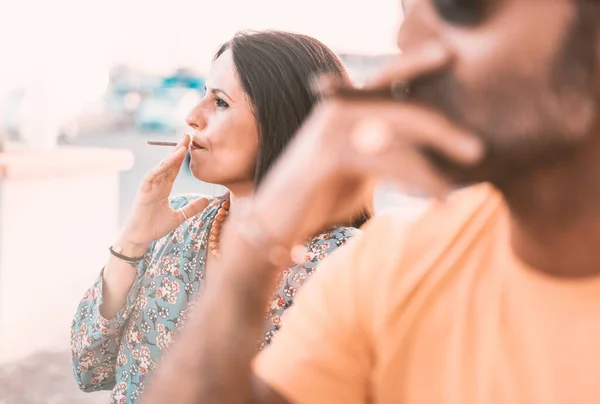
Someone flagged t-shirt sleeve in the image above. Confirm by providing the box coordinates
[252,217,394,404]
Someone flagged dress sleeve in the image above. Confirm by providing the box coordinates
[70,243,156,392]
[259,227,362,349]
[70,194,203,391]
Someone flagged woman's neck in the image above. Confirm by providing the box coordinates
[221,181,254,215]
[227,192,253,215]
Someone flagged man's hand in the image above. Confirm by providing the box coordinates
[253,42,484,248]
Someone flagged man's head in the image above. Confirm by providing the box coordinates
[399,0,600,185]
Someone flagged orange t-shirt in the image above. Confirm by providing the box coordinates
[253,184,600,404]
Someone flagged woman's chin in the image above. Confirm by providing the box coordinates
[190,169,217,183]
[189,168,231,187]
[188,159,210,180]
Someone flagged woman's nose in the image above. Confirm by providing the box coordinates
[185,103,207,130]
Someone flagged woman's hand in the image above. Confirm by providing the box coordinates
[118,134,210,251]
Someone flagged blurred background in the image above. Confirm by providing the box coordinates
[0,0,427,402]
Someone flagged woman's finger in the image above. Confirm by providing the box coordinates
[174,133,191,150]
[158,133,190,165]
[144,146,188,184]
[165,146,190,182]
[156,134,190,168]
[176,197,211,224]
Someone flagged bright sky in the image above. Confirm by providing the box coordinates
[0,0,401,90]
[111,0,401,72]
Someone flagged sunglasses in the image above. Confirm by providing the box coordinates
[433,0,498,25]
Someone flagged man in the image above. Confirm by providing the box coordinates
[143,0,600,403]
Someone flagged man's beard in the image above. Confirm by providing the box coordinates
[405,5,599,188]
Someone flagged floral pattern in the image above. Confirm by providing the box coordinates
[71,194,360,403]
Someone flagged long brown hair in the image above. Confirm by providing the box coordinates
[215,31,373,228]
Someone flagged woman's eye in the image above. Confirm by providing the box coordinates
[215,97,229,109]
[432,0,487,25]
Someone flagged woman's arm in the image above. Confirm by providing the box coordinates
[70,244,154,392]
[99,239,150,319]
[71,194,204,391]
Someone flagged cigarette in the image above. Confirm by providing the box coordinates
[147,141,178,146]
[320,83,411,102]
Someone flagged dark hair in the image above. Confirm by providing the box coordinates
[215,30,372,229]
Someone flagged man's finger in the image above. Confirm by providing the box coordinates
[380,148,452,200]
[363,43,452,90]
[342,102,484,166]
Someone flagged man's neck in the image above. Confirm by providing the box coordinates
[499,134,600,278]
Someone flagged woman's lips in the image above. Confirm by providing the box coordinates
[190,140,206,150]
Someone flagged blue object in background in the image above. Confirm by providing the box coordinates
[161,69,206,91]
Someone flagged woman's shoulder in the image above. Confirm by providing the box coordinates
[150,193,227,251]
[169,193,211,209]
[297,226,362,265]
[169,193,225,217]
[306,226,362,249]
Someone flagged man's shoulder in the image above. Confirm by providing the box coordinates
[402,183,503,246]
[357,183,505,276]
[371,183,502,240]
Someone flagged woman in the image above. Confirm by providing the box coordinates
[71,30,372,403]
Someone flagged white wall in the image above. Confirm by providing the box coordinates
[0,147,133,364]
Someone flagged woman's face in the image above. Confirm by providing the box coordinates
[185,49,259,193]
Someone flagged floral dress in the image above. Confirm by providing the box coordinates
[71,194,360,403]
